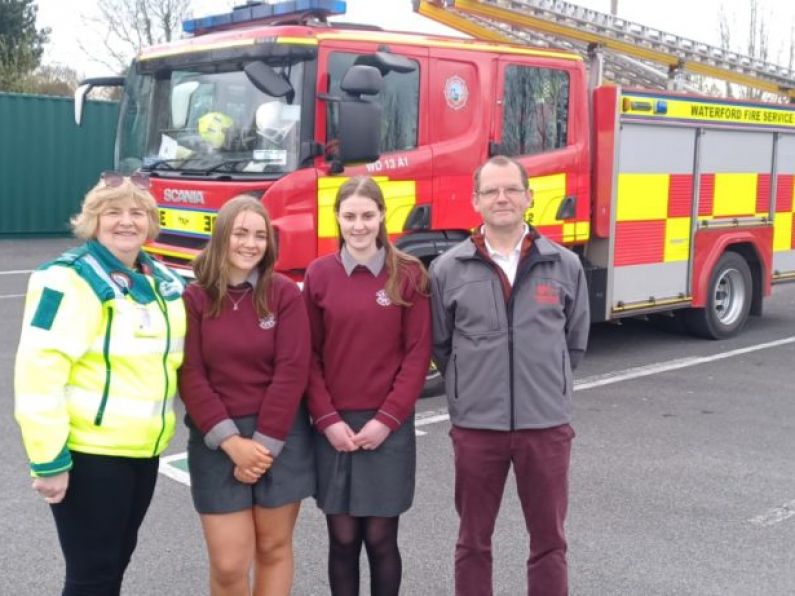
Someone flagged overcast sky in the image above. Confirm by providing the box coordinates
[36,0,795,78]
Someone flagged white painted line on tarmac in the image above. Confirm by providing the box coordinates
[749,499,795,527]
[0,293,25,300]
[160,335,795,487]
[159,452,191,487]
[0,269,32,276]
[160,419,437,486]
[575,335,795,390]
[416,411,451,427]
[409,335,795,429]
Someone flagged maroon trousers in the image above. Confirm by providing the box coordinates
[450,424,574,596]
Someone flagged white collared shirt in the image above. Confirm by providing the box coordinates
[483,224,529,286]
[340,245,386,277]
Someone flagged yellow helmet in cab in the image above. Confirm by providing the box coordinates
[198,111,234,149]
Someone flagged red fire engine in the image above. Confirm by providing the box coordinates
[75,0,795,342]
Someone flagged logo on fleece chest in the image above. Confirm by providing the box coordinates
[534,283,560,305]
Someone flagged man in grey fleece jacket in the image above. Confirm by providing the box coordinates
[430,155,589,596]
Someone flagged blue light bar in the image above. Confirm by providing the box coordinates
[183,0,347,35]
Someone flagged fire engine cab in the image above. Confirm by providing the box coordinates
[75,0,795,341]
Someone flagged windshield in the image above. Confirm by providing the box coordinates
[117,58,306,176]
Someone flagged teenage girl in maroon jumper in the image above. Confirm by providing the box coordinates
[303,176,432,596]
[179,195,313,596]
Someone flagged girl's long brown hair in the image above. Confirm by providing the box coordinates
[192,195,277,317]
[334,176,428,306]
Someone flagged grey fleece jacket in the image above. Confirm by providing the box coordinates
[430,233,589,430]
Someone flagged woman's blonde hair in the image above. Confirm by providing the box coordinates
[192,195,277,318]
[334,176,428,306]
[70,177,160,241]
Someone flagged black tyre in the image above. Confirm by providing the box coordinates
[685,251,752,339]
[420,362,445,398]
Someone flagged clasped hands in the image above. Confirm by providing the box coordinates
[324,419,390,453]
[220,435,273,485]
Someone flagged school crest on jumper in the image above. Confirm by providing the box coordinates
[258,314,276,329]
[375,289,391,307]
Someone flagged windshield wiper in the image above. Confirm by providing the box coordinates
[141,158,180,171]
[204,158,256,173]
[203,158,284,173]
[140,157,282,175]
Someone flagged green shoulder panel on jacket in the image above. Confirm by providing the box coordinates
[30,287,65,330]
[42,244,120,303]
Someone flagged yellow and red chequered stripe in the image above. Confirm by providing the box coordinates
[317,176,418,256]
[526,173,590,245]
[771,175,795,251]
[699,173,795,251]
[615,172,795,267]
[614,173,691,266]
[316,173,591,256]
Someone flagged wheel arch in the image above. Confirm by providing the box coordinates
[394,230,470,398]
[690,228,772,309]
[394,230,470,268]
[725,244,764,316]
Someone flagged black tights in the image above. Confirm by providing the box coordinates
[326,514,402,596]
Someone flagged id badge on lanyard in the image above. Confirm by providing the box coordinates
[136,304,155,335]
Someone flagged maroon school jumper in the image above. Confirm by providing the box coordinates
[303,249,431,431]
[178,273,310,457]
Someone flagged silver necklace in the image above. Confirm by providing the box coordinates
[228,287,251,311]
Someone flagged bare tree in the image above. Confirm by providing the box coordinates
[80,0,192,74]
[717,0,784,101]
[24,64,81,96]
[717,4,733,98]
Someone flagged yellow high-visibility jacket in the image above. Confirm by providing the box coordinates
[14,241,186,477]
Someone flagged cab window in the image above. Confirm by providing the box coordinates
[327,52,420,153]
[501,66,569,155]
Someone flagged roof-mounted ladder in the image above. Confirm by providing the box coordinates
[415,0,795,100]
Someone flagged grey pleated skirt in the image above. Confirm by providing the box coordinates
[187,405,316,514]
[315,409,416,517]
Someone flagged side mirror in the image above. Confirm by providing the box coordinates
[323,65,384,167]
[354,51,417,75]
[74,76,125,125]
[244,61,293,98]
[340,65,383,97]
[337,99,382,164]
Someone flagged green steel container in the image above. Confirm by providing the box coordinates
[0,92,118,235]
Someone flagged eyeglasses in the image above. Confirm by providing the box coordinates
[476,186,527,201]
[101,171,151,190]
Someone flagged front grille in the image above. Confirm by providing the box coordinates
[156,233,209,251]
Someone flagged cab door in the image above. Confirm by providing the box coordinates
[314,40,431,256]
[494,56,591,246]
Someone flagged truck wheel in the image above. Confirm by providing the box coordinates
[685,252,752,339]
[420,362,444,398]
